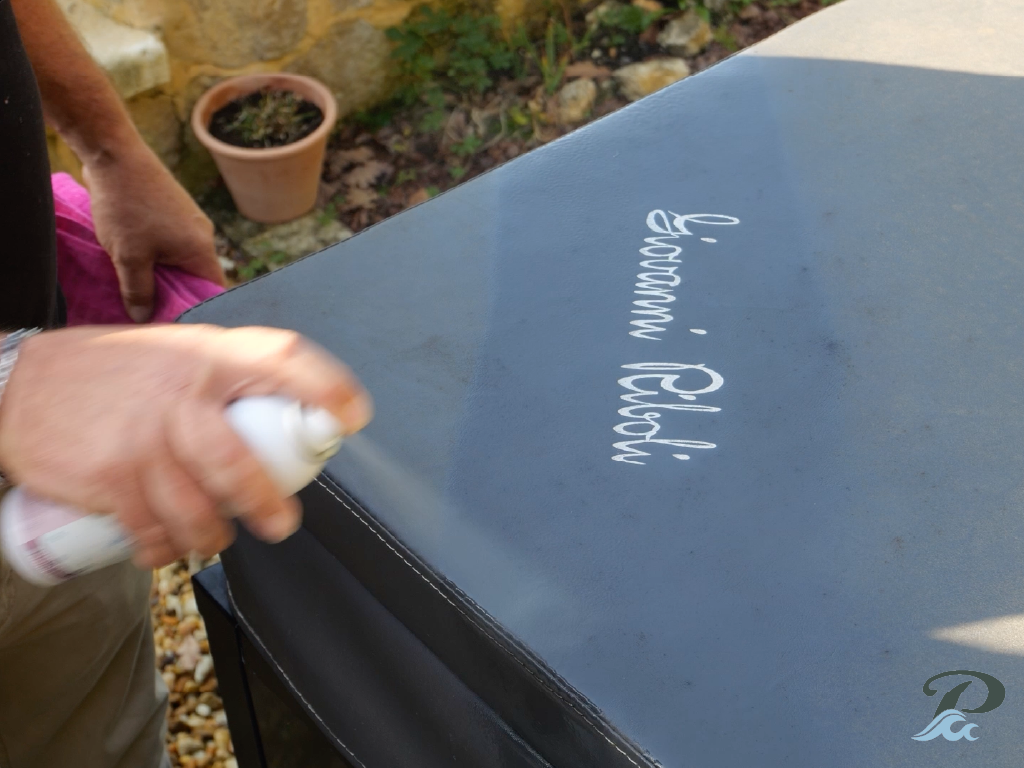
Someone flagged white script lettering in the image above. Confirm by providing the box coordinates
[612,208,739,466]
[629,212,740,340]
[612,363,724,465]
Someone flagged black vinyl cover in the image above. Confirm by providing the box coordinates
[182,1,1024,765]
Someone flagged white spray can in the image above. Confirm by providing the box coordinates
[0,396,342,586]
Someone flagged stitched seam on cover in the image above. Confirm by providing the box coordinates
[312,476,647,768]
[225,579,369,768]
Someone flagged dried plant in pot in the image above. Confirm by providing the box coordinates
[192,74,338,224]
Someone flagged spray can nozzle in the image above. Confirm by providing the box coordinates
[291,403,343,462]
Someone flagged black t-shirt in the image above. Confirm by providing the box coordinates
[0,0,61,330]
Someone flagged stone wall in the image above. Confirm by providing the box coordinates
[52,0,526,192]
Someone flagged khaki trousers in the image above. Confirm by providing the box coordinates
[0,494,169,768]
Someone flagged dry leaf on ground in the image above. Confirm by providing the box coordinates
[341,187,380,210]
[327,146,376,177]
[407,188,430,206]
[342,160,394,188]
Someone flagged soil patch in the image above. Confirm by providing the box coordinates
[209,88,323,149]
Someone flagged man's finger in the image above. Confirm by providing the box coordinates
[112,252,156,323]
[168,228,227,288]
[131,531,182,570]
[185,254,227,288]
[109,482,184,569]
[141,438,234,557]
[206,328,374,435]
[109,466,159,546]
[165,399,300,543]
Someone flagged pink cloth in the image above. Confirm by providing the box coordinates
[52,172,224,326]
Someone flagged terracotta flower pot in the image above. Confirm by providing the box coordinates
[192,74,337,224]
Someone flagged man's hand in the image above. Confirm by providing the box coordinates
[0,325,372,568]
[9,0,225,322]
[83,144,226,323]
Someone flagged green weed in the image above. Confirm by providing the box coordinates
[511,17,589,95]
[236,249,290,281]
[451,134,484,156]
[598,4,666,36]
[387,7,514,97]
[713,25,739,50]
[387,2,594,115]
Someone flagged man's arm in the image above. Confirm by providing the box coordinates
[10,0,225,322]
[9,0,133,168]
